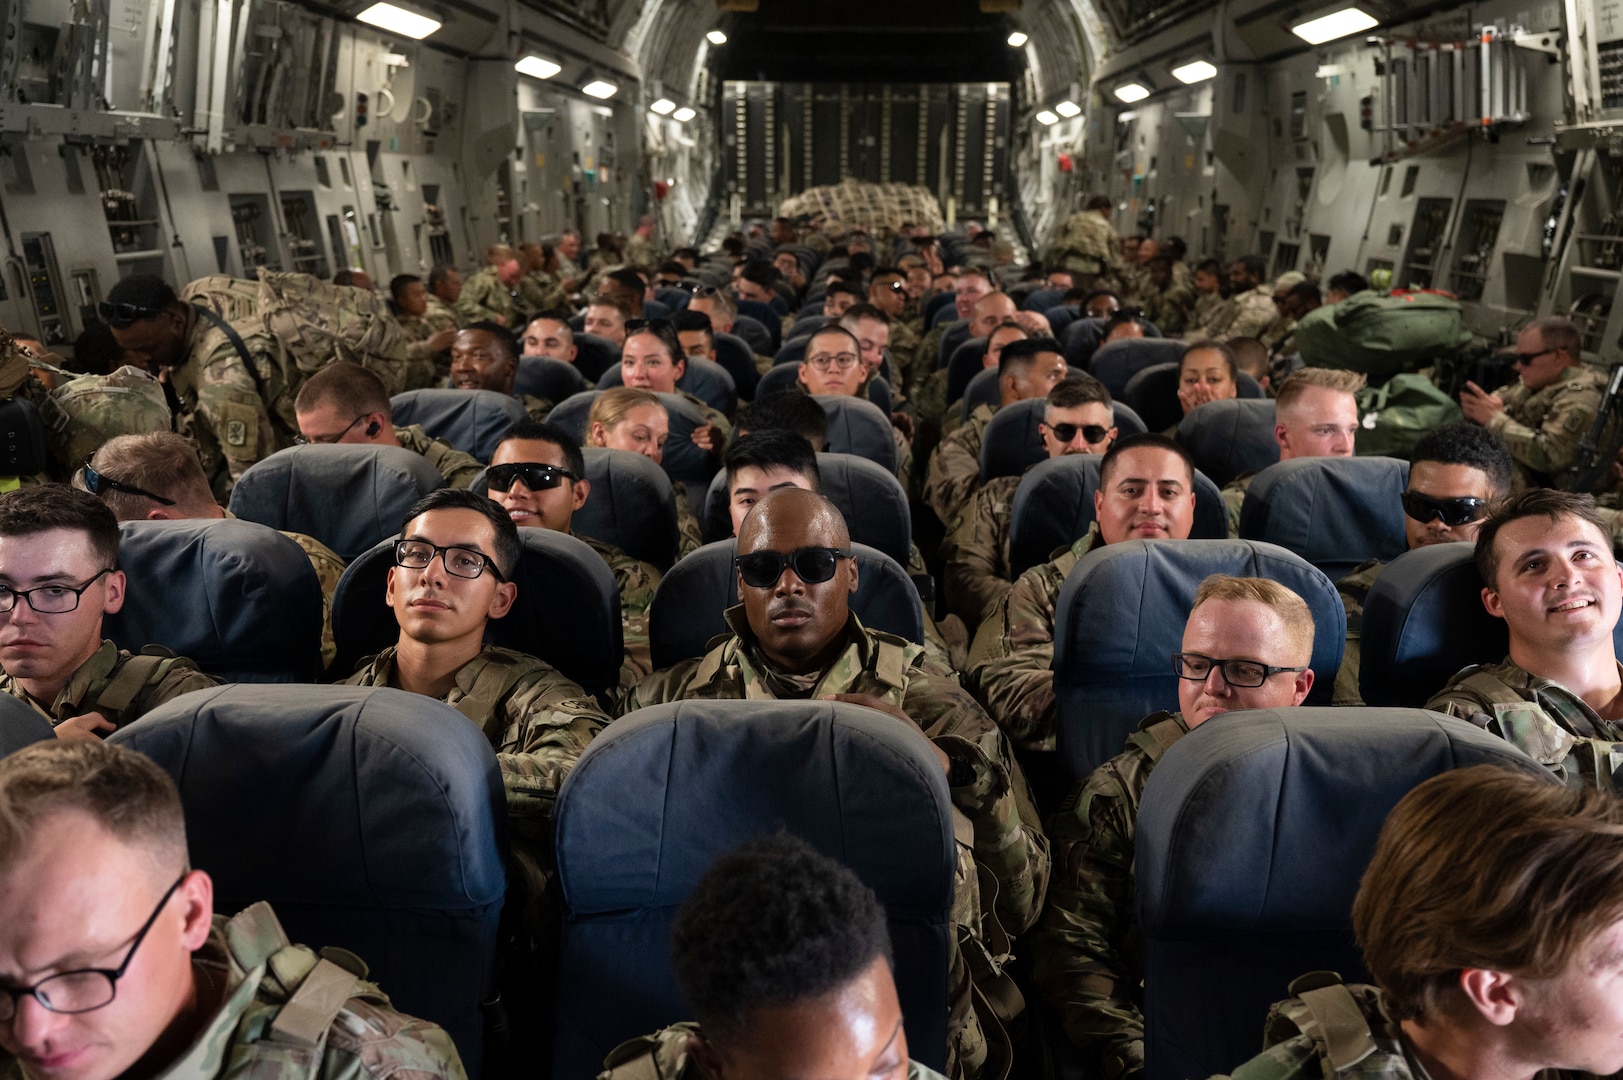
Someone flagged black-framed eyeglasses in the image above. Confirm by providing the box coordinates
[625,318,673,334]
[735,546,852,589]
[1172,652,1307,688]
[486,462,579,493]
[806,352,861,372]
[1047,422,1111,445]
[294,414,368,446]
[394,539,506,581]
[0,568,114,615]
[0,872,186,1021]
[79,459,176,506]
[1401,491,1489,528]
[96,301,165,329]
[1511,348,1556,366]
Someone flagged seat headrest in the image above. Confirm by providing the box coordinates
[1121,362,1183,434]
[227,444,445,562]
[774,335,811,366]
[110,684,507,907]
[815,396,900,475]
[1008,455,1228,576]
[577,448,680,570]
[1177,399,1282,488]
[597,357,738,417]
[710,333,761,399]
[106,518,324,682]
[389,389,526,462]
[515,356,590,402]
[1239,456,1410,580]
[0,693,56,757]
[571,334,621,384]
[815,452,912,565]
[1092,338,1188,398]
[545,390,598,444]
[331,528,623,693]
[649,540,924,670]
[730,315,774,356]
[540,390,716,486]
[946,337,989,403]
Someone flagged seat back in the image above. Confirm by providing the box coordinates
[576,447,680,570]
[958,365,1099,422]
[0,694,57,757]
[331,528,623,693]
[551,698,954,1079]
[572,333,620,384]
[701,451,911,561]
[1176,399,1281,488]
[977,399,1147,482]
[1092,338,1190,399]
[730,314,774,356]
[945,337,989,404]
[106,519,325,683]
[1137,707,1555,1080]
[1240,457,1411,580]
[110,684,506,1078]
[774,334,811,367]
[515,355,590,403]
[1123,363,1267,434]
[390,388,526,462]
[228,445,445,562]
[649,540,924,669]
[935,321,970,368]
[653,286,691,311]
[1007,456,1228,576]
[1045,305,1080,336]
[756,363,889,415]
[815,395,900,475]
[788,313,831,339]
[711,332,761,399]
[924,291,957,325]
[597,356,739,417]
[1021,287,1066,312]
[1053,539,1344,778]
[544,390,717,486]
[1060,316,1109,368]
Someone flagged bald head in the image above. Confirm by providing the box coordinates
[737,486,851,552]
[970,293,1018,339]
[734,487,859,675]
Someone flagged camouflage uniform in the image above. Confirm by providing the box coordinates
[941,474,1020,627]
[624,233,659,269]
[519,271,564,314]
[1222,285,1280,342]
[519,393,554,424]
[393,424,484,487]
[454,267,516,326]
[969,524,1105,752]
[924,403,997,526]
[399,296,461,387]
[1484,364,1609,491]
[622,608,1050,1080]
[279,530,347,671]
[598,1023,950,1080]
[1049,211,1122,286]
[1219,979,1419,1080]
[889,319,924,387]
[1220,472,1256,538]
[1186,293,1238,341]
[1332,559,1386,707]
[1032,711,1190,1080]
[908,320,959,401]
[579,532,661,685]
[1136,280,1197,336]
[673,482,703,560]
[0,639,218,729]
[1425,658,1623,791]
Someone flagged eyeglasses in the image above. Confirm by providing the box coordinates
[0,873,185,1021]
[884,280,906,293]
[294,414,368,445]
[394,540,506,582]
[96,301,164,329]
[735,546,853,588]
[1401,491,1490,528]
[79,459,176,506]
[805,352,861,372]
[1172,652,1307,688]
[1047,422,1111,445]
[1511,348,1556,366]
[486,462,579,492]
[0,568,114,614]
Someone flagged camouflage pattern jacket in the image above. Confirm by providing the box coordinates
[1220,472,1256,539]
[1050,212,1123,279]
[941,474,1021,627]
[969,523,1105,752]
[1333,559,1387,707]
[622,608,1050,1080]
[579,532,661,685]
[0,901,465,1080]
[393,424,484,488]
[1136,281,1197,336]
[1485,364,1609,491]
[0,639,219,729]
[1224,285,1280,342]
[281,531,346,671]
[1032,712,1190,1080]
[925,403,997,526]
[399,296,461,386]
[1186,293,1238,342]
[454,267,516,326]
[597,1023,950,1080]
[520,271,565,313]
[1425,657,1623,792]
[672,483,703,560]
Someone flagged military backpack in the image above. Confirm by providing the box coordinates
[34,364,173,472]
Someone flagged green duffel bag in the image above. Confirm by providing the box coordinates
[1354,372,1463,458]
[1296,289,1473,382]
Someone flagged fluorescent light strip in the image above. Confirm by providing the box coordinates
[1035,110,1059,125]
[673,106,696,122]
[1114,82,1151,103]
[651,98,676,114]
[1171,59,1217,84]
[582,79,618,99]
[706,30,727,44]
[1290,6,1379,44]
[355,1,440,39]
[1055,100,1080,117]
[1006,31,1028,46]
[514,55,560,79]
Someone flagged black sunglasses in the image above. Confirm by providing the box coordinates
[79,458,176,505]
[735,546,853,589]
[1048,422,1111,445]
[486,462,579,492]
[97,301,165,329]
[1401,491,1489,527]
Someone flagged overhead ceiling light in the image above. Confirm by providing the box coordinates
[582,78,618,99]
[1171,59,1217,83]
[355,2,440,39]
[1055,100,1081,117]
[706,30,727,44]
[673,106,697,122]
[1290,6,1379,44]
[1006,31,1028,46]
[1114,82,1151,103]
[1035,110,1059,125]
[651,98,676,114]
[514,55,561,79]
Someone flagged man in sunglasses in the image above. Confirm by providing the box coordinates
[486,422,662,683]
[1458,316,1606,492]
[1033,575,1316,1080]
[869,269,921,375]
[941,375,1117,626]
[0,486,217,739]
[448,324,553,422]
[622,487,1048,1080]
[293,362,483,488]
[0,740,468,1080]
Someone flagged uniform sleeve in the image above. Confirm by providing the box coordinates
[438,446,487,489]
[134,664,224,721]
[941,483,1015,626]
[1221,479,1246,539]
[1217,1033,1326,1080]
[613,559,661,683]
[970,563,1062,749]
[923,425,984,526]
[195,349,280,487]
[494,676,609,821]
[1031,769,1145,1080]
[1486,380,1601,477]
[673,485,704,560]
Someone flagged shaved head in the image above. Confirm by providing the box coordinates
[735,487,858,675]
[738,486,851,552]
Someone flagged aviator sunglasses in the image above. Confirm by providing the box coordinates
[485,462,580,492]
[1400,491,1488,528]
[735,546,853,588]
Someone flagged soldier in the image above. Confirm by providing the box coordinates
[619,321,729,452]
[1034,575,1315,1080]
[924,336,1067,528]
[555,229,585,285]
[941,375,1116,626]
[586,387,703,558]
[448,323,553,422]
[0,486,218,737]
[454,245,526,327]
[1135,254,1196,335]
[1083,291,1123,320]
[732,262,781,307]
[674,310,720,362]
[1324,269,1369,303]
[79,434,348,671]
[427,265,464,320]
[1172,340,1240,433]
[1458,316,1608,492]
[840,304,895,387]
[822,282,862,320]
[912,291,1021,426]
[388,273,459,386]
[1332,424,1513,704]
[911,269,995,397]
[1223,765,1623,1080]
[0,739,468,1080]
[487,421,661,684]
[293,362,484,486]
[520,312,578,364]
[1219,367,1364,535]
[1184,260,1235,342]
[970,434,1198,752]
[599,833,951,1080]
[583,301,628,349]
[1049,195,1123,291]
[624,215,659,269]
[596,269,649,319]
[622,488,1049,1080]
[1219,256,1280,341]
[1230,336,1272,393]
[333,268,373,291]
[517,242,567,312]
[869,267,920,371]
[1264,280,1321,379]
[721,431,820,536]
[733,391,829,450]
[772,250,807,298]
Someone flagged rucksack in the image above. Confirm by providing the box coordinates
[1295,290,1473,383]
[1247,972,1404,1079]
[36,364,173,472]
[1352,372,1462,459]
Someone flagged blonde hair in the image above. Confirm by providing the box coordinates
[588,387,663,441]
[1274,368,1366,412]
[1190,574,1315,660]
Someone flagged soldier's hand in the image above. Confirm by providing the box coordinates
[827,693,952,777]
[55,711,116,742]
[1459,381,1504,424]
[426,328,459,352]
[690,423,719,452]
[891,412,915,440]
